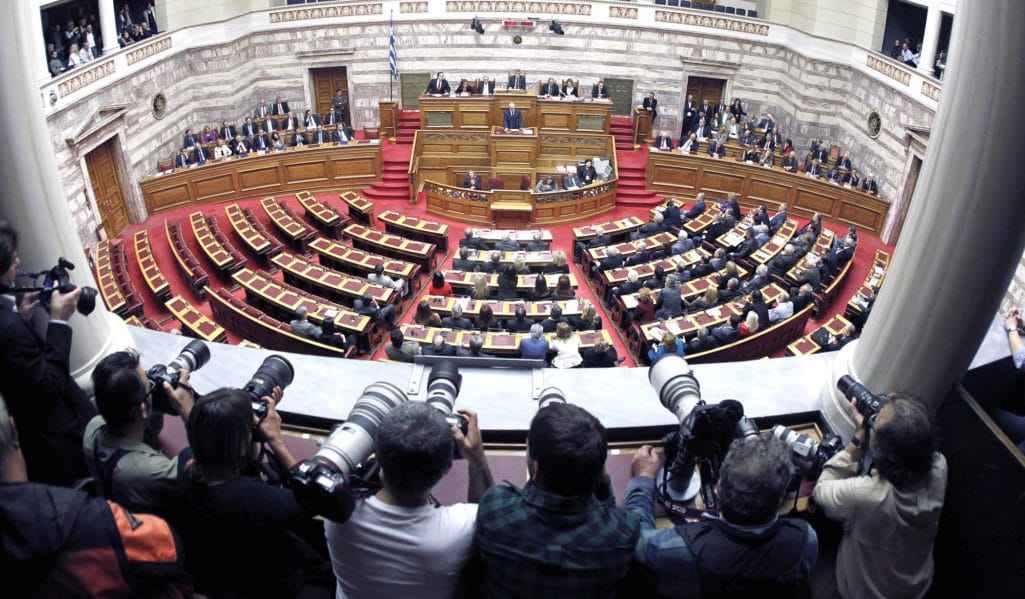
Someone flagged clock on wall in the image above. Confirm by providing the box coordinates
[151,92,167,120]
[867,110,882,139]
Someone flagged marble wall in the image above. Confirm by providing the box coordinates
[41,5,938,247]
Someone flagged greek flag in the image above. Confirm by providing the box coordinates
[388,16,398,81]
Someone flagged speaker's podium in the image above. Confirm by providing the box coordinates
[490,126,537,166]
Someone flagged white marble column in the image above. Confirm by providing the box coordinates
[917,4,942,76]
[822,0,1025,434]
[30,8,49,82]
[99,0,119,55]
[0,3,131,393]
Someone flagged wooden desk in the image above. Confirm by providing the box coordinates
[400,323,613,356]
[443,270,578,295]
[786,314,853,356]
[189,211,237,274]
[646,152,890,234]
[165,295,227,342]
[133,229,171,301]
[340,191,375,226]
[271,253,395,306]
[638,284,786,345]
[164,219,210,300]
[786,230,835,282]
[474,228,554,246]
[845,249,890,320]
[466,249,554,272]
[140,143,383,214]
[261,197,316,252]
[584,231,676,271]
[92,241,127,314]
[225,203,282,259]
[344,223,437,269]
[424,180,618,228]
[296,190,349,239]
[378,210,450,251]
[750,219,798,264]
[422,295,584,320]
[309,236,420,284]
[418,96,612,134]
[573,216,644,241]
[600,249,708,297]
[490,127,539,166]
[232,268,370,335]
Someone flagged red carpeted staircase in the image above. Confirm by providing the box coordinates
[610,116,635,152]
[361,140,413,203]
[395,110,420,145]
[615,145,661,207]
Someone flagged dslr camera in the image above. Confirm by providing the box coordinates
[15,258,97,315]
[244,355,295,425]
[836,375,885,427]
[772,425,843,478]
[146,339,210,414]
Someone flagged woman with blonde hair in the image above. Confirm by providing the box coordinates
[571,301,602,331]
[633,287,656,325]
[542,250,569,274]
[739,310,760,337]
[647,330,684,362]
[513,254,530,274]
[472,272,491,300]
[550,322,583,368]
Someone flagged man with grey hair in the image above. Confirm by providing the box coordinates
[458,335,491,358]
[290,306,320,339]
[495,232,521,252]
[325,401,492,598]
[594,245,624,278]
[441,304,473,330]
[655,274,683,320]
[460,227,486,250]
[518,324,550,360]
[562,164,582,189]
[526,230,548,252]
[671,231,695,255]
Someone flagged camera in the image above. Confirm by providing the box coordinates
[290,381,410,522]
[243,355,295,425]
[649,355,758,515]
[15,258,97,315]
[146,339,210,414]
[837,375,885,427]
[425,359,465,434]
[771,425,843,477]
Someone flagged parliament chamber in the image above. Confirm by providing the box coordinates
[6,0,1025,594]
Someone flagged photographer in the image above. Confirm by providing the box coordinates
[475,403,640,596]
[811,393,947,599]
[0,220,96,486]
[82,350,195,520]
[324,402,493,598]
[626,437,818,597]
[178,387,334,598]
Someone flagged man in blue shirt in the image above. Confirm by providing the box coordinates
[624,436,818,598]
[517,324,549,360]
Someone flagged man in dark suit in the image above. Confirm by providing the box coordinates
[688,327,720,354]
[310,128,329,144]
[174,147,190,168]
[218,120,237,141]
[791,284,814,312]
[862,175,879,195]
[459,228,487,250]
[706,139,726,158]
[769,202,788,233]
[770,244,799,276]
[423,334,457,357]
[505,306,535,333]
[539,306,569,333]
[476,76,496,95]
[663,201,682,229]
[495,232,521,252]
[271,96,290,115]
[0,222,97,486]
[503,103,523,130]
[249,132,269,152]
[303,110,320,129]
[193,144,209,165]
[283,112,299,131]
[261,117,278,134]
[806,159,824,179]
[643,93,658,119]
[507,70,526,90]
[441,305,474,330]
[653,131,674,151]
[594,247,624,277]
[684,193,707,220]
[836,151,853,172]
[240,117,259,139]
[562,167,582,189]
[591,81,610,98]
[231,135,251,156]
[540,78,560,96]
[717,278,742,303]
[682,94,697,136]
[462,170,482,190]
[426,72,451,95]
[255,99,270,120]
[795,255,823,287]
[183,129,198,148]
[332,123,356,144]
[452,247,476,271]
[625,241,651,267]
[290,129,308,147]
[713,98,728,125]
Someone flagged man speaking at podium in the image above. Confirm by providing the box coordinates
[503,103,523,130]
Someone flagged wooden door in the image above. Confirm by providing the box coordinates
[686,76,726,106]
[85,139,129,239]
[311,67,349,122]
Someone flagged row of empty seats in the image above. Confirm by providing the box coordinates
[261,197,316,252]
[190,211,248,275]
[164,220,211,300]
[92,240,144,317]
[133,230,171,302]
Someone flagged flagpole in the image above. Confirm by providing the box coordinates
[388,10,396,102]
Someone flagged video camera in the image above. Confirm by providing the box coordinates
[837,375,885,427]
[13,258,97,315]
[649,354,758,516]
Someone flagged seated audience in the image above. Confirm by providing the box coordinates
[712,313,744,344]
[472,272,494,300]
[540,305,569,333]
[441,304,474,331]
[529,275,551,301]
[427,271,453,297]
[648,330,685,362]
[413,299,434,326]
[518,324,550,360]
[368,264,407,297]
[290,306,321,339]
[423,333,457,357]
[505,305,535,333]
[550,322,583,369]
[569,301,602,332]
[768,291,794,323]
[582,338,619,368]
[542,251,570,274]
[633,287,656,325]
[739,310,760,337]
[525,231,549,252]
[655,275,683,320]
[384,328,421,362]
[474,304,501,332]
[460,228,487,250]
[495,232,521,252]
[452,247,476,271]
[687,326,720,354]
[496,265,519,300]
[475,403,640,596]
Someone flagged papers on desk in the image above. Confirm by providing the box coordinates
[665,320,683,336]
[455,296,470,312]
[707,307,722,318]
[647,326,664,340]
[565,299,580,313]
[523,128,534,135]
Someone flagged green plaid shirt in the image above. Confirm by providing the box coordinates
[475,480,640,598]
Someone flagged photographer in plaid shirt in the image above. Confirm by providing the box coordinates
[475,403,640,597]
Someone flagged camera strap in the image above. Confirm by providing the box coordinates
[93,433,130,499]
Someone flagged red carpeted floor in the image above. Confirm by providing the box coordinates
[113,137,893,366]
